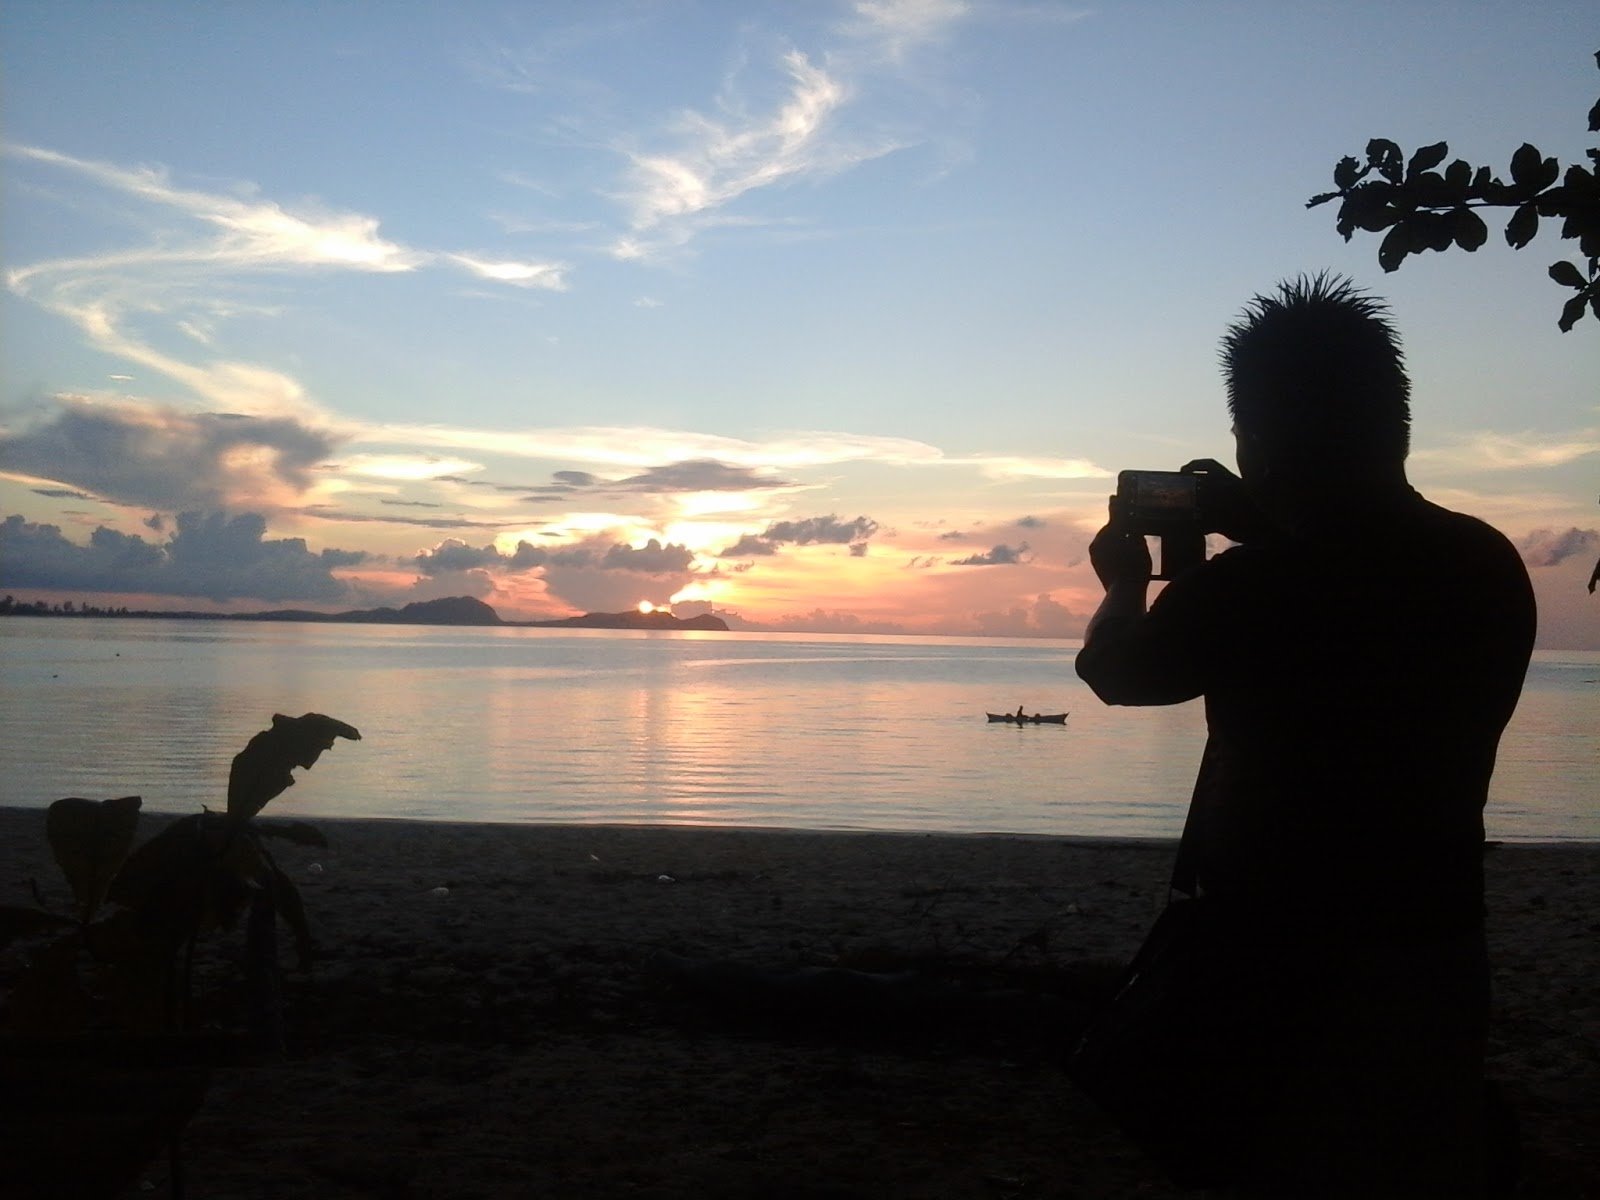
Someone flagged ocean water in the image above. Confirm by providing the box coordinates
[1,619,1594,841]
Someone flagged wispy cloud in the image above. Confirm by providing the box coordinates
[611,50,891,260]
[448,253,569,290]
[3,144,568,417]
[369,420,1113,484]
[839,0,971,62]
[1411,427,1600,472]
[5,145,424,276]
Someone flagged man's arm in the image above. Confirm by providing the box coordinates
[1075,513,1204,706]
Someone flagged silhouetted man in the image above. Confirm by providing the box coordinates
[1076,275,1535,1197]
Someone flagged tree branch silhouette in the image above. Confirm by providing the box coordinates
[1308,50,1600,331]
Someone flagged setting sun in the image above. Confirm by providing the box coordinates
[637,601,655,614]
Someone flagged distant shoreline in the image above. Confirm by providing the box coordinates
[0,593,729,632]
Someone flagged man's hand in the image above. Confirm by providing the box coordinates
[1181,459,1277,544]
[1089,500,1153,592]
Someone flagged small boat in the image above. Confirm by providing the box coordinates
[986,712,1068,724]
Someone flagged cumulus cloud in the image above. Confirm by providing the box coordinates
[950,541,1029,566]
[0,395,340,512]
[410,531,699,614]
[0,512,364,602]
[1517,527,1600,568]
[718,513,878,557]
[970,592,1084,638]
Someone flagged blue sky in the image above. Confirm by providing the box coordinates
[1,1,1596,645]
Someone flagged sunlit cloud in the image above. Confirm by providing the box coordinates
[2,144,573,424]
[0,394,342,512]
[840,0,970,61]
[1516,527,1600,568]
[718,513,878,558]
[5,145,424,275]
[609,48,901,260]
[954,454,1114,481]
[1411,427,1600,472]
[375,422,950,470]
[448,253,569,290]
[337,453,485,482]
[0,511,363,603]
[949,541,1030,566]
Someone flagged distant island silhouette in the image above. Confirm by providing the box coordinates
[0,594,729,632]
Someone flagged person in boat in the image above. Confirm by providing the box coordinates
[1075,274,1534,1197]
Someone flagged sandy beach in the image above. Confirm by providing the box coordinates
[2,809,1595,1198]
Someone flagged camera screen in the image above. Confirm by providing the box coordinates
[1120,470,1197,520]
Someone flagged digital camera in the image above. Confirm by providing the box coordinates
[1113,469,1209,581]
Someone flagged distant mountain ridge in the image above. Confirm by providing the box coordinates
[248,595,728,631]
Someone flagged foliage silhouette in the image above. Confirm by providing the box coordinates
[2,713,360,1044]
[1308,50,1600,331]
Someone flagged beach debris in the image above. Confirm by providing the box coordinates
[308,862,324,874]
[430,886,450,897]
[657,874,676,884]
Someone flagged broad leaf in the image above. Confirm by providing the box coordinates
[1406,141,1449,179]
[1453,209,1489,252]
[109,813,233,943]
[1509,143,1543,188]
[1333,155,1362,190]
[228,713,361,820]
[1366,139,1403,184]
[1505,202,1539,250]
[1558,293,1587,332]
[1549,260,1587,288]
[1377,222,1412,272]
[45,795,142,923]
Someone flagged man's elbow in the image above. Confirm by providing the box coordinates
[1076,648,1195,707]
[1075,648,1138,705]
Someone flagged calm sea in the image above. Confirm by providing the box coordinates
[1,619,1594,841]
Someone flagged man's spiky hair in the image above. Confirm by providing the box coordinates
[1221,272,1411,462]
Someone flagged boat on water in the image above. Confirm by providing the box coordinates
[986,712,1068,725]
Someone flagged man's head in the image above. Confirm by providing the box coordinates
[1221,274,1411,481]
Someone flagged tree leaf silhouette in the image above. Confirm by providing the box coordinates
[227,713,361,820]
[45,795,142,923]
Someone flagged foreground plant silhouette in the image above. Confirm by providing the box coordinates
[0,712,360,1198]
